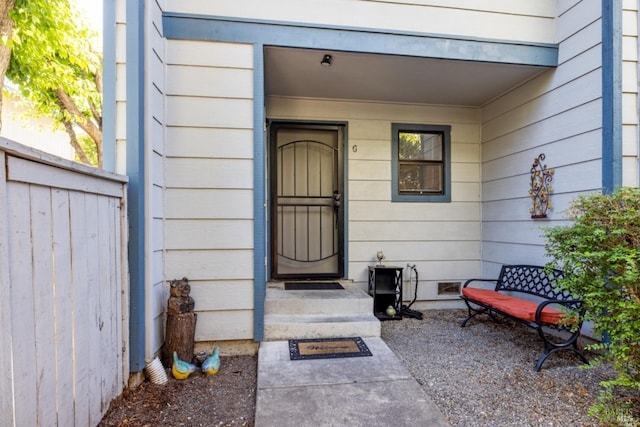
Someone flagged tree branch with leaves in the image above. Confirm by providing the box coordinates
[1,0,102,167]
[0,0,16,131]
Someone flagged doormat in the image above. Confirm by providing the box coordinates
[284,282,344,290]
[289,337,372,360]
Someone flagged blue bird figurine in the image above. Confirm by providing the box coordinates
[202,347,221,376]
[172,351,197,380]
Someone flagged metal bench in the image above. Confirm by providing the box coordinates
[460,264,588,371]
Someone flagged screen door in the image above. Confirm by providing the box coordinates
[270,123,344,278]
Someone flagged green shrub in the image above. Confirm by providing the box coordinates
[543,187,640,426]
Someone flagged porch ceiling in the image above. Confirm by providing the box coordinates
[264,46,549,107]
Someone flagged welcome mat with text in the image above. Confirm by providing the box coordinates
[284,282,344,290]
[289,337,372,360]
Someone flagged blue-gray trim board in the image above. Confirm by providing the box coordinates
[252,46,266,342]
[126,0,146,372]
[162,13,558,67]
[602,0,623,193]
[391,123,452,203]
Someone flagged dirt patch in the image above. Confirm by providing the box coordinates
[98,355,257,427]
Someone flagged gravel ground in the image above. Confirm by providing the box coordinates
[382,309,617,427]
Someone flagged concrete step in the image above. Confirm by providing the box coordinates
[263,283,380,341]
[264,286,373,316]
[263,313,381,341]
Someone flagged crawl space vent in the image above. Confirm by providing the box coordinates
[438,281,461,296]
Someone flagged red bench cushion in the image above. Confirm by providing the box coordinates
[462,288,566,325]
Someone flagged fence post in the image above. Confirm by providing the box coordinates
[0,149,15,426]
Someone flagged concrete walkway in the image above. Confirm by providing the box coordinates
[255,336,450,426]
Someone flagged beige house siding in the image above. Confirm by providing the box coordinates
[479,0,603,277]
[147,0,168,359]
[115,0,127,175]
[268,97,481,307]
[154,0,561,340]
[166,0,556,44]
[623,0,640,187]
[164,40,255,342]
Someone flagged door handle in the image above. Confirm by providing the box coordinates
[332,191,341,208]
[333,191,341,229]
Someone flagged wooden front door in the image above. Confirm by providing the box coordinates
[270,122,344,279]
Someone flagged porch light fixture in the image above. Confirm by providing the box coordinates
[528,153,554,219]
[321,54,332,66]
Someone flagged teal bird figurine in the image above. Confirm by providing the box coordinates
[172,351,197,380]
[202,347,221,376]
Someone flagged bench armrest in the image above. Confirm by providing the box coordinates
[534,299,585,325]
[463,278,498,288]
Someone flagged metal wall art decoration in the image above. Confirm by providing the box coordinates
[529,154,554,219]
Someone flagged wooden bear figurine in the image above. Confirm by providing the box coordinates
[167,277,195,315]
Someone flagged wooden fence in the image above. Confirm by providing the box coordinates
[0,138,129,426]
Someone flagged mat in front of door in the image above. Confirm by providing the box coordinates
[284,282,344,290]
[288,337,372,360]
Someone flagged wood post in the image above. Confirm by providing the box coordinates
[162,312,197,367]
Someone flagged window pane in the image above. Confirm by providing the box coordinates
[399,132,442,161]
[398,163,443,193]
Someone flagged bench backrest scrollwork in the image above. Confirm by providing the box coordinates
[495,265,581,310]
